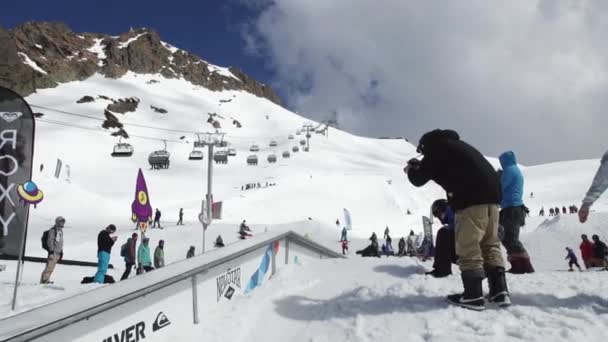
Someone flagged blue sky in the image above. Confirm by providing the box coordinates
[1,0,273,89]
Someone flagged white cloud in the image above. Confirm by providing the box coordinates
[244,0,608,164]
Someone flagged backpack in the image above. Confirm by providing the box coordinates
[120,240,129,257]
[41,229,51,251]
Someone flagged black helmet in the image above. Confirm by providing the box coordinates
[431,199,448,218]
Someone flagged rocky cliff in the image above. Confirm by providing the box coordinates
[0,21,282,105]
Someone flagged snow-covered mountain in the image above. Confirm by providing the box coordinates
[1,21,608,341]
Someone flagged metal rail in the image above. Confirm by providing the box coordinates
[0,231,344,342]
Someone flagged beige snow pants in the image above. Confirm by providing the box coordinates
[455,204,505,272]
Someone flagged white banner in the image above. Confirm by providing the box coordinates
[343,208,352,231]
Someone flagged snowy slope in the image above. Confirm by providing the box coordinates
[1,68,607,342]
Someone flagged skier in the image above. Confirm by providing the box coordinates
[186,246,195,259]
[94,224,117,283]
[336,219,340,227]
[120,233,138,280]
[176,208,184,226]
[40,216,66,284]
[590,235,607,268]
[215,235,225,248]
[405,129,509,310]
[137,237,154,273]
[153,209,162,228]
[549,208,554,216]
[426,199,457,278]
[397,237,406,256]
[562,206,567,215]
[579,234,593,269]
[579,151,608,223]
[384,226,390,240]
[565,247,582,272]
[498,151,534,274]
[539,207,545,216]
[555,207,560,215]
[340,226,348,242]
[154,240,165,269]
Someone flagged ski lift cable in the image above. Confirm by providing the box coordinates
[36,118,186,144]
[32,104,317,141]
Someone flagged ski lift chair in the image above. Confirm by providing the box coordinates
[282,151,291,159]
[250,144,260,152]
[111,137,134,157]
[299,139,306,146]
[267,154,277,163]
[269,140,278,147]
[288,134,294,140]
[292,146,299,153]
[247,155,258,166]
[213,150,229,164]
[188,149,204,161]
[149,140,170,169]
[228,148,237,156]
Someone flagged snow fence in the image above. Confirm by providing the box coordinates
[0,231,343,342]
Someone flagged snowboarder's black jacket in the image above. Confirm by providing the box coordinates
[97,230,115,253]
[408,129,501,210]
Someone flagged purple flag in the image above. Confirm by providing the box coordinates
[131,168,153,230]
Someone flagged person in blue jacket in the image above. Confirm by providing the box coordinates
[565,247,582,272]
[499,151,534,274]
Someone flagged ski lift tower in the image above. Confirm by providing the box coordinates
[198,131,225,254]
[302,123,314,151]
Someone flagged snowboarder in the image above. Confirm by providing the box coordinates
[215,235,225,248]
[405,129,509,310]
[579,234,593,269]
[579,151,608,223]
[498,151,534,274]
[94,224,117,283]
[356,240,381,258]
[120,233,138,280]
[153,209,162,228]
[176,208,184,226]
[40,216,66,284]
[565,247,582,271]
[239,220,252,239]
[137,237,154,273]
[426,199,457,278]
[154,240,165,269]
[340,226,348,242]
[589,235,607,268]
[187,246,195,259]
[397,237,406,256]
[369,232,378,244]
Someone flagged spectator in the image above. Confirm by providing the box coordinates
[154,240,165,268]
[120,233,138,280]
[137,237,154,273]
[94,224,117,283]
[40,216,65,284]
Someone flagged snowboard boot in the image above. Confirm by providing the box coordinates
[507,253,535,274]
[486,266,511,308]
[447,270,485,311]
